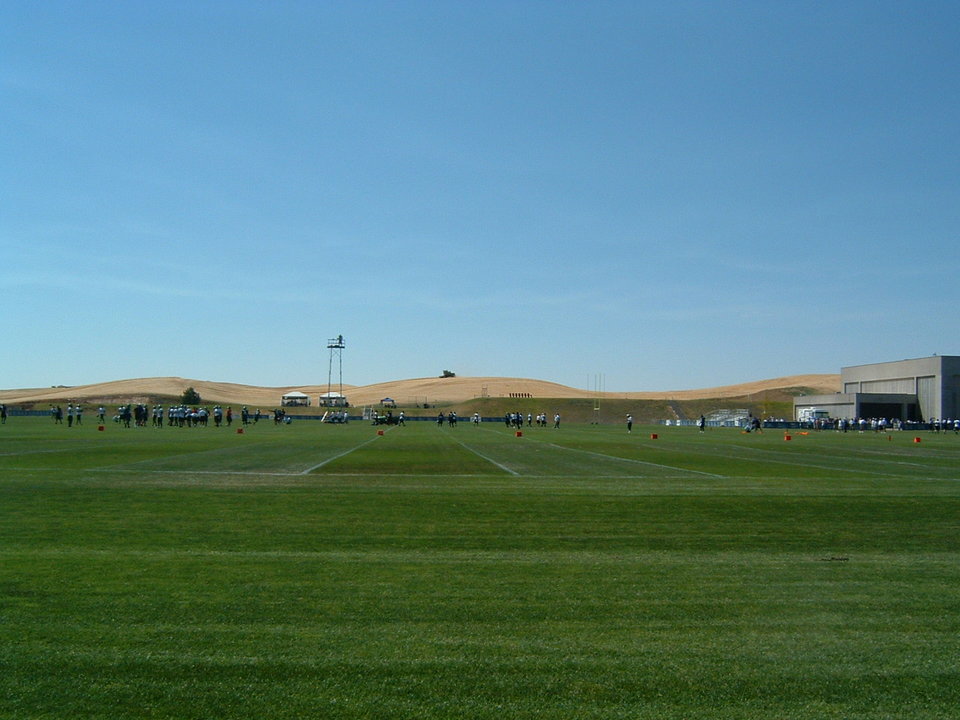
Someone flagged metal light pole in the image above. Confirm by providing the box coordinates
[327,335,345,406]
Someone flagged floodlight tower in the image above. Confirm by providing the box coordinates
[327,335,345,405]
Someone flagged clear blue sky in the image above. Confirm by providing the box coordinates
[3,1,959,391]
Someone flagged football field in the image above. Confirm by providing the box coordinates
[2,417,959,719]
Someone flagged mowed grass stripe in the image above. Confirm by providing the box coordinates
[506,426,730,478]
[307,424,510,476]
[92,438,276,472]
[705,433,957,477]
[665,441,905,479]
[0,438,198,471]
[0,426,281,472]
[1,422,397,475]
[435,426,702,478]
[446,433,520,476]
[587,427,960,480]
[542,440,725,478]
[299,433,383,473]
[737,435,960,479]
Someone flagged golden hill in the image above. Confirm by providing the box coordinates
[0,374,839,407]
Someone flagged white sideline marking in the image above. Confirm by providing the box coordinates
[723,445,904,477]
[299,434,382,474]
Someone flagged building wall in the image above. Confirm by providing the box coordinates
[860,378,916,393]
[840,356,960,420]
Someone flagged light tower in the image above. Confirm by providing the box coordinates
[327,335,345,405]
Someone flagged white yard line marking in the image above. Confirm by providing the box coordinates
[635,440,914,478]
[542,442,727,478]
[721,445,906,477]
[448,435,520,476]
[472,426,722,478]
[299,434,382,474]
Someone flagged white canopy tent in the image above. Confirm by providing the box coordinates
[281,391,311,407]
[318,391,348,407]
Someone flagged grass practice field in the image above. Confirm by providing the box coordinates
[2,416,959,719]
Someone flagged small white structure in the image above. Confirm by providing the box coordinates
[319,391,348,407]
[281,391,311,407]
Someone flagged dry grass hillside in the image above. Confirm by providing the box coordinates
[1,374,840,408]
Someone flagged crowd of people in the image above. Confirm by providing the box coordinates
[371,410,404,426]
[437,411,458,427]
[503,412,560,429]
[808,416,960,433]
[49,404,85,426]
[382,410,565,428]
[42,404,300,428]
[112,404,235,428]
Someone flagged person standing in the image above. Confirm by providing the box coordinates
[698,415,706,433]
[554,413,561,429]
[626,414,633,433]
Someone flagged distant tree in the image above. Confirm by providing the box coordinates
[181,387,202,405]
[440,370,456,378]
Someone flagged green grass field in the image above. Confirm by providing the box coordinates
[2,417,959,719]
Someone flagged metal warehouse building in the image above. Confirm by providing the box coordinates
[794,355,960,422]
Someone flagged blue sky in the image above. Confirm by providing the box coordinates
[3,1,959,391]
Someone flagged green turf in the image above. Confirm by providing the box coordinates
[2,417,959,718]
